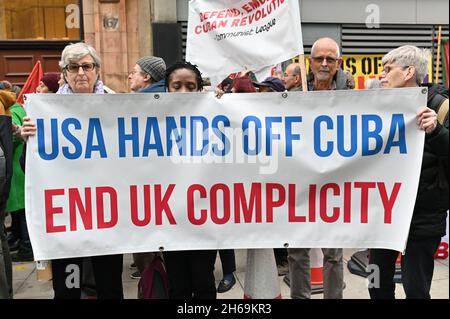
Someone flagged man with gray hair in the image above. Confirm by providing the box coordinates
[274,62,300,274]
[369,45,448,299]
[283,63,303,91]
[287,37,347,299]
[128,56,166,93]
[127,56,166,282]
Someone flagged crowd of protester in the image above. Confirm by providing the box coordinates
[0,38,448,299]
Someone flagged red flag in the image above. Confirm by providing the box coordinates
[443,40,449,89]
[17,60,44,105]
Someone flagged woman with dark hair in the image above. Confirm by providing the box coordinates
[164,61,204,93]
[162,62,217,299]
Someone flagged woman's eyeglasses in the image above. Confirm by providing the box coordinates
[65,62,97,73]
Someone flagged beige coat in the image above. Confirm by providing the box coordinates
[0,90,16,116]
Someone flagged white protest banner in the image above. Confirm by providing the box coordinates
[25,88,426,260]
[186,0,303,78]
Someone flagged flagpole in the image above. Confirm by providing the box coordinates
[435,25,442,84]
[299,54,308,92]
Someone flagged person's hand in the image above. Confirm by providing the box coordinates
[21,116,36,141]
[12,123,20,134]
[417,106,438,134]
[11,123,23,140]
[214,87,225,99]
[239,70,251,77]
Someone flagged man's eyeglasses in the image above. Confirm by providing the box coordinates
[65,62,97,73]
[311,56,339,64]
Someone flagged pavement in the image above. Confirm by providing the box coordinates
[10,249,449,299]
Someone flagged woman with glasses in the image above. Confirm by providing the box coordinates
[21,42,124,299]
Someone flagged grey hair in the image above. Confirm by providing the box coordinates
[10,85,21,96]
[0,81,21,96]
[0,80,12,90]
[365,78,382,89]
[286,63,301,76]
[311,37,341,57]
[382,45,430,85]
[59,42,102,70]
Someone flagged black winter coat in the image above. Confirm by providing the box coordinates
[409,86,449,239]
[0,115,13,212]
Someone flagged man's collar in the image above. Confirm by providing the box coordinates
[307,70,343,91]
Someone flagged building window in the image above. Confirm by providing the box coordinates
[0,0,81,40]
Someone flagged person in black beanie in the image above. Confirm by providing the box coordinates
[127,55,168,282]
[128,56,166,93]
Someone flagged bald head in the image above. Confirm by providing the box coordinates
[309,37,342,90]
[311,37,340,58]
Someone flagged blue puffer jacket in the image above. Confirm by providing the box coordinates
[140,80,166,93]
